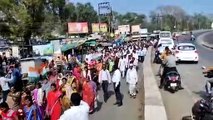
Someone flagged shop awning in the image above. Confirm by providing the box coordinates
[61,40,86,52]
[84,39,97,46]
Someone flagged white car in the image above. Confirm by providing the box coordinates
[175,43,199,63]
[157,38,175,53]
[159,31,172,39]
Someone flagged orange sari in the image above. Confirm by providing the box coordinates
[47,90,62,120]
[82,80,96,112]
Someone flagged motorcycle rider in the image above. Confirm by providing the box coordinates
[159,50,184,89]
[204,67,213,96]
[190,31,195,41]
[156,46,170,75]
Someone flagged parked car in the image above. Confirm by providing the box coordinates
[175,43,199,63]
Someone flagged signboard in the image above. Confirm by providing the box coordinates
[68,22,88,34]
[51,40,61,54]
[92,23,108,33]
[33,44,54,56]
[12,46,19,57]
[131,25,140,33]
[118,25,130,34]
[140,28,148,34]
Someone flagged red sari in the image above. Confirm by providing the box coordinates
[47,90,62,120]
[73,66,82,92]
[82,80,95,112]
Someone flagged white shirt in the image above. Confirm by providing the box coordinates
[85,54,92,62]
[0,76,13,91]
[118,58,126,71]
[133,53,138,60]
[142,48,147,56]
[112,69,121,87]
[126,68,138,84]
[98,69,111,83]
[59,101,89,120]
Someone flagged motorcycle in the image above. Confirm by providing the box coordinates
[153,50,162,64]
[164,71,181,93]
[182,98,213,120]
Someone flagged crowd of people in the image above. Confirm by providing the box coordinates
[0,41,148,120]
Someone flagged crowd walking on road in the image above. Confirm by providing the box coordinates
[0,40,149,120]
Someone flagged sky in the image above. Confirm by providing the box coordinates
[71,0,213,15]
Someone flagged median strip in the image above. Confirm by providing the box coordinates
[143,47,168,120]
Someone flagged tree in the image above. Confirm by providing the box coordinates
[150,5,187,31]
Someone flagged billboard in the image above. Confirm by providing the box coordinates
[118,25,130,34]
[131,25,141,33]
[68,22,88,34]
[92,23,108,33]
[33,44,54,56]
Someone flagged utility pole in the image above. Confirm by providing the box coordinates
[156,14,163,30]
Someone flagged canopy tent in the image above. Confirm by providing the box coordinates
[61,39,86,52]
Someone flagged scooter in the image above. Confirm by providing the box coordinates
[183,98,213,120]
[164,71,181,93]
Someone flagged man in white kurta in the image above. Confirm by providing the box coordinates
[118,56,126,78]
[126,64,138,98]
[59,93,89,120]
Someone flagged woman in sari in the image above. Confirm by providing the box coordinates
[33,83,44,119]
[72,64,82,92]
[46,83,62,120]
[82,77,96,113]
[48,70,58,84]
[23,96,37,120]
[60,77,72,111]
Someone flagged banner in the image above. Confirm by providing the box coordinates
[92,23,108,33]
[68,22,88,34]
[131,25,140,33]
[51,40,61,54]
[33,44,54,56]
[118,25,130,34]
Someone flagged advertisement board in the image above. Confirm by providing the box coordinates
[51,40,61,54]
[131,25,141,33]
[92,23,108,33]
[68,22,88,34]
[33,44,54,56]
[118,25,130,34]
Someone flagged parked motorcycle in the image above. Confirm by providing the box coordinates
[164,71,181,93]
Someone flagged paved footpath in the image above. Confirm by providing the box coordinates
[90,65,144,120]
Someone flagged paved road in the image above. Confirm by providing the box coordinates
[152,32,213,120]
[90,65,144,120]
[202,32,213,46]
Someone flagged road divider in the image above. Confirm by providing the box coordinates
[196,31,213,49]
[143,47,167,120]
